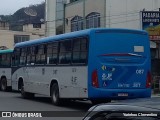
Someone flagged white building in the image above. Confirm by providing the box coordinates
[45,0,160,58]
[45,0,70,36]
[45,0,160,34]
[64,0,160,31]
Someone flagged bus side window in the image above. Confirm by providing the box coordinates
[80,38,88,63]
[1,54,7,66]
[36,44,46,65]
[59,40,72,64]
[30,46,36,64]
[20,48,26,66]
[26,46,36,65]
[12,48,20,66]
[6,54,11,66]
[47,42,58,65]
[72,38,81,63]
[26,47,31,65]
[72,37,88,64]
[0,55,2,66]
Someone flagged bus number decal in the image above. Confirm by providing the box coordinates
[53,70,58,74]
[71,76,77,85]
[118,83,130,88]
[136,69,144,74]
[133,82,141,88]
[72,68,77,73]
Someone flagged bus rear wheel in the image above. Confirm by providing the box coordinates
[0,78,7,91]
[51,84,62,106]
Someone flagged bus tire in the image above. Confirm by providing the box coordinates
[21,83,34,99]
[0,78,7,91]
[51,83,61,106]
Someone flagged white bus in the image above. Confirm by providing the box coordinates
[11,28,151,105]
[0,49,13,91]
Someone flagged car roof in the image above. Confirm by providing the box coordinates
[91,98,160,111]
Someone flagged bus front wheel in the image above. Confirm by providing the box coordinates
[51,84,61,106]
[0,78,7,91]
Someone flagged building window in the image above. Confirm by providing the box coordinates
[71,16,83,32]
[33,23,41,28]
[14,35,30,44]
[86,12,100,29]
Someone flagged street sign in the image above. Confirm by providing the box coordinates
[142,11,160,41]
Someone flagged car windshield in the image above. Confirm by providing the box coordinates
[90,112,159,120]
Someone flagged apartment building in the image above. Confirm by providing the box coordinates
[0,21,45,49]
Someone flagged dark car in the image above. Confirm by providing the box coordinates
[83,98,160,120]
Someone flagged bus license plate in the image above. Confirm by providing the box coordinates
[118,93,128,96]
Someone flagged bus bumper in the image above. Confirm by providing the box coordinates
[88,88,151,99]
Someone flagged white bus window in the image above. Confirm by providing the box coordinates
[59,40,72,64]
[47,42,58,64]
[12,49,20,66]
[80,52,87,63]
[36,45,46,64]
[81,38,88,51]
[31,55,36,64]
[26,46,36,65]
[0,54,11,66]
[20,48,26,66]
[73,39,81,51]
[72,38,88,64]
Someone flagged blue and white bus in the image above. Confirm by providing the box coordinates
[0,49,13,91]
[11,28,151,105]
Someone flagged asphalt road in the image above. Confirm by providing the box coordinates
[0,91,93,120]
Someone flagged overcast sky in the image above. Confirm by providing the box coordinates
[0,0,45,15]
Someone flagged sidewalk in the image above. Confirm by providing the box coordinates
[152,93,160,97]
